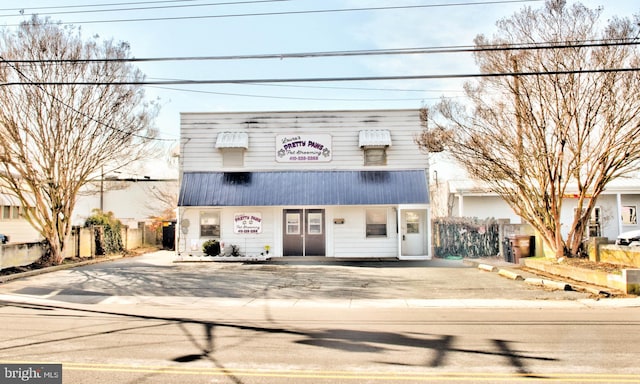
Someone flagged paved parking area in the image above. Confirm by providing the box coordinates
[0,251,596,306]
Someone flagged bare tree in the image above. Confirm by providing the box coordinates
[418,0,640,258]
[0,16,159,264]
[144,180,178,221]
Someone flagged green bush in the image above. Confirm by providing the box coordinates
[85,209,123,255]
[202,239,220,256]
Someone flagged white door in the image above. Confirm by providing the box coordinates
[401,210,425,256]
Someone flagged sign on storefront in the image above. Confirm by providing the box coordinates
[276,134,332,162]
[234,213,262,234]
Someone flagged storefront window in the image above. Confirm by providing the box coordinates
[200,211,220,237]
[366,208,387,237]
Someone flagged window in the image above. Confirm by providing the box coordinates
[366,208,387,237]
[363,147,387,166]
[575,207,601,237]
[286,213,301,235]
[1,205,20,220]
[359,130,391,166]
[200,211,220,237]
[222,148,244,167]
[308,213,323,235]
[406,212,420,234]
[622,206,637,225]
[589,207,601,237]
[216,132,248,168]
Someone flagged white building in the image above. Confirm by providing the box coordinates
[446,177,640,241]
[177,109,431,260]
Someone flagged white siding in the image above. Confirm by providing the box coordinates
[180,109,427,172]
[454,192,640,242]
[178,207,278,257]
[0,220,41,243]
[73,180,178,226]
[331,206,398,258]
[455,195,521,223]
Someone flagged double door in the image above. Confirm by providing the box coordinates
[283,209,325,256]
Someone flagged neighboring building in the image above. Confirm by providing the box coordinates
[1,167,178,244]
[444,177,640,241]
[73,177,178,227]
[0,192,41,243]
[177,109,431,260]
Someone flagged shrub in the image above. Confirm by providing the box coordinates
[202,239,220,256]
[84,209,123,255]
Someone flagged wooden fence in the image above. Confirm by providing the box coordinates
[432,217,501,258]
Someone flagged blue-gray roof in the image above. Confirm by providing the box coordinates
[179,170,429,206]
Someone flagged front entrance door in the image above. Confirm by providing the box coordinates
[283,209,325,256]
[401,210,426,256]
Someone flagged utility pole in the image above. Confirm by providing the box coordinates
[100,166,104,212]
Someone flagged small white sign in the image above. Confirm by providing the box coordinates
[234,213,262,234]
[276,134,332,162]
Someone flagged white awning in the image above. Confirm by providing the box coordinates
[216,132,249,149]
[359,130,392,147]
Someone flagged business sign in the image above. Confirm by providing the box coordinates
[276,134,332,162]
[234,213,262,234]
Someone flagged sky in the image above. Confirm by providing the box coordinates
[0,0,638,167]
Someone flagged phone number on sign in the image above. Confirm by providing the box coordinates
[288,156,319,161]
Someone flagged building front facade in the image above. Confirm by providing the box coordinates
[177,109,431,260]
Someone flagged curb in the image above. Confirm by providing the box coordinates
[0,254,126,284]
[498,269,524,281]
[524,277,571,291]
[466,259,602,293]
[478,263,498,272]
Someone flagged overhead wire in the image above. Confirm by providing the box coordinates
[3,67,639,86]
[1,39,637,64]
[0,56,175,142]
[147,84,438,101]
[1,0,544,26]
[0,0,290,18]
[0,0,205,12]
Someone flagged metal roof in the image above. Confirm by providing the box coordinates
[215,132,249,149]
[179,170,429,206]
[359,130,392,147]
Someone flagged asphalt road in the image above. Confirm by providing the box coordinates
[1,251,639,383]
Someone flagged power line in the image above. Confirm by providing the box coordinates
[4,0,543,26]
[2,39,636,64]
[0,0,202,12]
[0,56,174,142]
[3,67,639,86]
[149,84,434,101]
[0,0,289,18]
